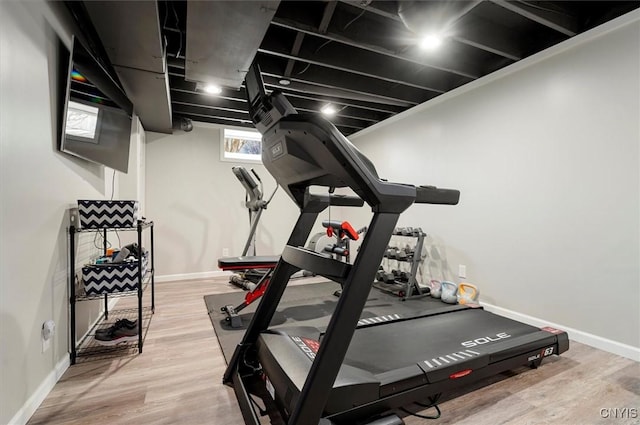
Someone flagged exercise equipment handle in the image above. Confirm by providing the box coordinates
[322,220,359,240]
[415,185,460,205]
[324,245,349,257]
[233,166,259,191]
[329,194,364,207]
[250,168,262,183]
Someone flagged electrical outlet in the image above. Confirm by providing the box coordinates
[41,320,55,353]
[458,264,467,279]
[222,248,229,257]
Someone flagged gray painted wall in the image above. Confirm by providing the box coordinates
[145,123,301,278]
[0,2,145,423]
[348,14,639,350]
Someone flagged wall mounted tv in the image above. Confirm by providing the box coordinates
[59,36,134,173]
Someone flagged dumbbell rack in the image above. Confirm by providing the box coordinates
[373,227,428,301]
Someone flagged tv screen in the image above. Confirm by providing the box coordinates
[60,36,133,173]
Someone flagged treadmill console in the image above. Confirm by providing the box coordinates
[245,62,296,134]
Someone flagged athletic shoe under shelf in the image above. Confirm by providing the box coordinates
[95,318,137,337]
[95,323,138,346]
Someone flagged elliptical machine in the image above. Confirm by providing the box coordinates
[226,166,278,290]
[232,166,278,257]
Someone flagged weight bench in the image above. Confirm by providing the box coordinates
[218,256,279,271]
[218,255,279,327]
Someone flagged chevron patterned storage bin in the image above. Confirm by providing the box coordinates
[77,200,139,229]
[82,252,149,296]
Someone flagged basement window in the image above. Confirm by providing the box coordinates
[221,128,262,163]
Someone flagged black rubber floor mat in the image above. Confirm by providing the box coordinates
[205,280,453,363]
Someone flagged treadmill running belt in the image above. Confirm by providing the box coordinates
[341,309,539,374]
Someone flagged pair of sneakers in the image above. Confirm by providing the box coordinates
[95,318,138,346]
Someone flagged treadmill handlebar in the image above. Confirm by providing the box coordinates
[329,194,365,207]
[415,185,460,205]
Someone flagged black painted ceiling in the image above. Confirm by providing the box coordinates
[162,1,639,135]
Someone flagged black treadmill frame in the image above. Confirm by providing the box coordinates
[223,62,462,425]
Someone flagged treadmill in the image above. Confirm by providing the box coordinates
[223,62,569,425]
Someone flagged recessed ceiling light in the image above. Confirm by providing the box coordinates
[321,104,337,116]
[419,34,443,50]
[279,79,291,86]
[203,84,222,94]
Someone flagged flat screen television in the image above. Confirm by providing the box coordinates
[59,36,134,173]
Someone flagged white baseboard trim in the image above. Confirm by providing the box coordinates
[481,302,640,362]
[155,270,231,283]
[9,355,70,425]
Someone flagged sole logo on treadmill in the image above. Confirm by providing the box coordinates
[528,346,555,362]
[461,332,511,348]
[290,336,320,360]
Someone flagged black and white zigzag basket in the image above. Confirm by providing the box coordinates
[77,200,139,229]
[82,252,149,296]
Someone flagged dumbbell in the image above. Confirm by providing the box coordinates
[401,227,414,236]
[385,248,398,259]
[375,267,385,282]
[396,249,408,261]
[381,272,397,283]
[398,271,412,282]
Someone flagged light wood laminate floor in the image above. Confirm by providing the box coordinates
[28,278,639,425]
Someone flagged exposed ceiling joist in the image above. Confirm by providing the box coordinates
[154,0,637,136]
[490,0,578,36]
[271,17,479,79]
[175,104,356,134]
[319,1,338,33]
[171,86,243,101]
[339,0,520,61]
[171,95,247,112]
[339,0,401,22]
[452,15,523,61]
[258,39,460,94]
[258,57,436,105]
[447,1,484,25]
[171,84,383,124]
[168,66,401,117]
[174,111,253,127]
[284,32,305,77]
[173,105,250,122]
[266,84,402,115]
[261,71,418,107]
[170,60,417,107]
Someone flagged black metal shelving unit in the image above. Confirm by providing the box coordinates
[69,220,155,364]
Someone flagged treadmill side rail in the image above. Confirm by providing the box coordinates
[230,368,261,425]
